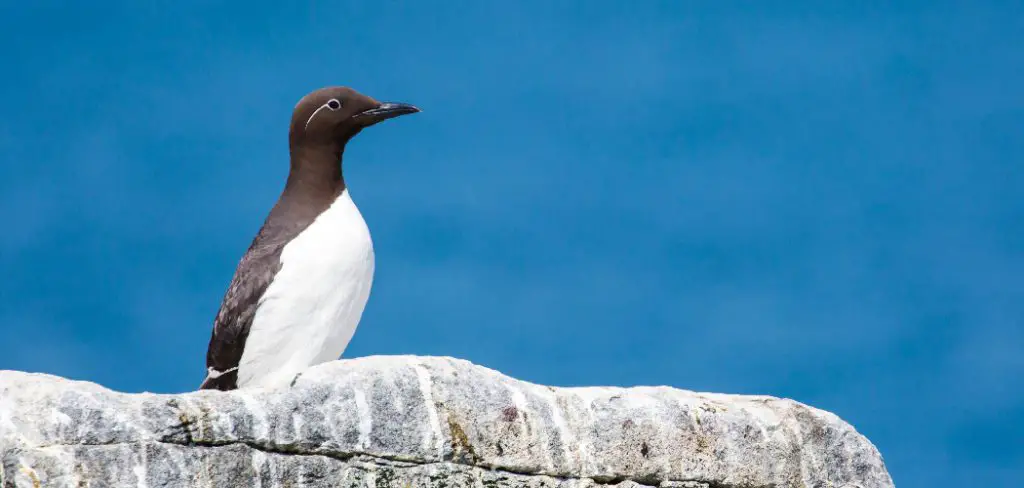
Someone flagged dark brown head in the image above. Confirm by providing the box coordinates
[288,86,419,149]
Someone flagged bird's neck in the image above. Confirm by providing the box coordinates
[259,143,349,238]
[283,142,347,201]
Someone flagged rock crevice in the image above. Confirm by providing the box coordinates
[0,356,893,488]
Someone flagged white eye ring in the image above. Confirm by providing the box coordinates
[305,99,343,131]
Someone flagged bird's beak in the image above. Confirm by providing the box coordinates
[352,102,420,127]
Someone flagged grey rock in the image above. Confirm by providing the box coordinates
[0,356,893,487]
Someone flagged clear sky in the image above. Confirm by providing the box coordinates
[1,2,1020,486]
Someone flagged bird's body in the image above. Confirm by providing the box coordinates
[200,86,418,391]
[235,189,374,389]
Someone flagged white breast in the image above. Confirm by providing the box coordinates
[237,189,374,389]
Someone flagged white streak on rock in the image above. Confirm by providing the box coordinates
[137,443,150,487]
[353,387,372,450]
[507,383,555,468]
[576,396,596,474]
[789,412,814,488]
[541,388,572,467]
[413,363,443,456]
[291,412,305,445]
[508,384,529,416]
[296,464,307,488]
[266,451,280,488]
[133,460,148,488]
[237,391,269,439]
[0,400,16,432]
[251,450,265,488]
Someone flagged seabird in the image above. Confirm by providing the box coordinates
[199,86,419,390]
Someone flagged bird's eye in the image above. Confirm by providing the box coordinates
[326,99,342,110]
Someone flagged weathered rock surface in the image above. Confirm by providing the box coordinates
[0,356,893,488]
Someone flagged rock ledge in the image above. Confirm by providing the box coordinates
[0,356,893,487]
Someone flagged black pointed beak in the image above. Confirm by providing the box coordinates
[353,102,420,126]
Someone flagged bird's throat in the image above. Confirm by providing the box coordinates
[285,143,347,200]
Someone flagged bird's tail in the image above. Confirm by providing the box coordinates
[198,366,238,391]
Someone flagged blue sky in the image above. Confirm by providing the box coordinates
[1,2,1021,486]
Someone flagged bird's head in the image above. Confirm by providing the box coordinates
[289,86,419,147]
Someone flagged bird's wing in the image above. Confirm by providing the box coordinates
[200,231,288,390]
